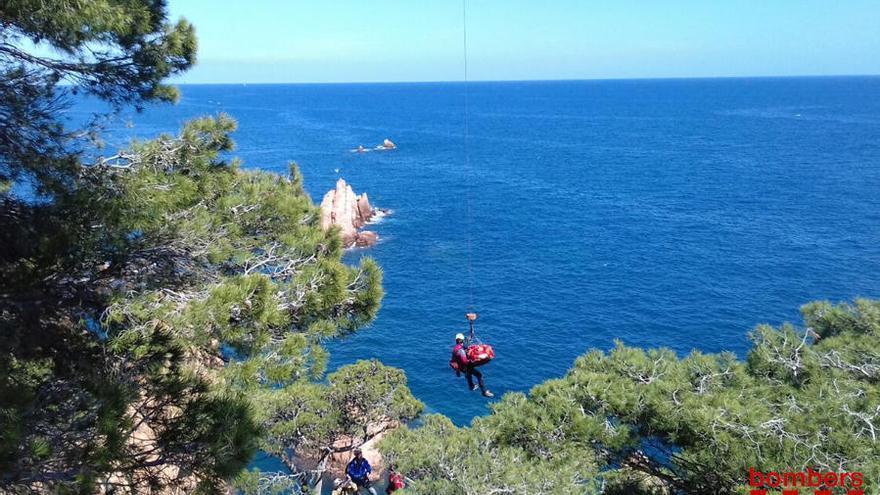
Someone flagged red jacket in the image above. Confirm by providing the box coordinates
[451,342,469,368]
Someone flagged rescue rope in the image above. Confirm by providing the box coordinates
[462,0,474,312]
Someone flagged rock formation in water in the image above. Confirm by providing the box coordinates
[320,178,381,247]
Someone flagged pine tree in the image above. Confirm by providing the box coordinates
[1,3,403,492]
[1,109,395,492]
[382,300,880,495]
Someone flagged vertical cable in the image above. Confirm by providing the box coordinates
[462,0,474,311]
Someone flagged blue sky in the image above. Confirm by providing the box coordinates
[169,0,880,83]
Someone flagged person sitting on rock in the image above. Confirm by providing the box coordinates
[451,330,493,397]
[345,448,378,495]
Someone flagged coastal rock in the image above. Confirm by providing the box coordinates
[355,231,378,247]
[320,178,381,247]
[327,419,397,476]
[287,419,399,491]
[356,194,373,228]
[100,398,200,494]
[97,347,229,494]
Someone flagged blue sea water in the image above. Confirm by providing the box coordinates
[77,77,880,428]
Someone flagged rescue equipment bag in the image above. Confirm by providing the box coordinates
[467,343,495,367]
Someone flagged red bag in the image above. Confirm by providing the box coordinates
[386,472,405,493]
[467,343,495,366]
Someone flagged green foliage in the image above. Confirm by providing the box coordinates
[233,469,308,495]
[603,468,671,495]
[383,414,599,495]
[0,113,390,492]
[384,300,880,494]
[4,5,876,495]
[0,0,197,103]
[326,360,424,439]
[0,2,401,492]
[259,360,423,465]
[802,298,880,340]
[0,0,198,194]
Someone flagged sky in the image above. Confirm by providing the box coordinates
[168,0,880,84]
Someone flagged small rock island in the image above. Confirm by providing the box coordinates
[319,178,384,247]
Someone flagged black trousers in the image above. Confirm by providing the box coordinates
[465,366,486,391]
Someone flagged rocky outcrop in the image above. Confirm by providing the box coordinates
[320,178,382,247]
[100,398,200,494]
[326,419,396,475]
[98,348,226,495]
[285,417,399,479]
[355,231,378,247]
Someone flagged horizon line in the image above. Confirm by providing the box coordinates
[172,73,880,86]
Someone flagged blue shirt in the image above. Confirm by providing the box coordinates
[346,457,372,480]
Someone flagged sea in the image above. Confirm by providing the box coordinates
[73,76,880,451]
